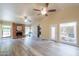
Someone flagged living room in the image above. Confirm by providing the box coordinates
[0,3,79,56]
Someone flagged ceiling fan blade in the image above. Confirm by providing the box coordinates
[33,9,40,11]
[24,16,27,19]
[48,9,56,12]
[37,14,41,15]
[17,16,24,19]
[45,3,49,7]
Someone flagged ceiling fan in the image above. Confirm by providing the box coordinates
[17,16,27,19]
[17,16,31,23]
[33,3,56,16]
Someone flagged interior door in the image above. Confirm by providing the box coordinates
[51,26,56,40]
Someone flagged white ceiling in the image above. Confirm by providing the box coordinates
[0,3,79,25]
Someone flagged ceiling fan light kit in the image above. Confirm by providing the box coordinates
[41,7,47,15]
[24,16,32,23]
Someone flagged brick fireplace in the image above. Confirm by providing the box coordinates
[12,23,25,39]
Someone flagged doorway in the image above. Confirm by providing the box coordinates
[51,25,57,41]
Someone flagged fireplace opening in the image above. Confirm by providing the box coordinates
[16,31,23,38]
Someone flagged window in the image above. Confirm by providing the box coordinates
[60,22,77,44]
[2,25,11,37]
[25,26,32,37]
[25,27,30,35]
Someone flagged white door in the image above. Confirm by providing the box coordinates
[51,26,56,40]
